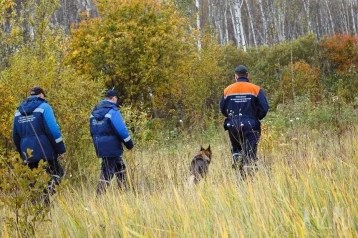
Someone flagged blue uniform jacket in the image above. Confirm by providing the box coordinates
[90,100,134,158]
[220,77,269,131]
[12,96,66,163]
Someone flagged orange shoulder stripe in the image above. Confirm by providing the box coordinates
[224,82,260,98]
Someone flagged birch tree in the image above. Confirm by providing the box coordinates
[173,0,357,47]
[231,0,246,51]
[302,0,312,32]
[224,0,229,44]
[351,1,357,34]
[245,0,257,46]
[195,0,202,49]
[324,0,335,35]
[258,0,268,44]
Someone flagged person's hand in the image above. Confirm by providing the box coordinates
[58,153,65,159]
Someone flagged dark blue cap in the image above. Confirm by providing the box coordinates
[104,89,118,97]
[235,65,248,74]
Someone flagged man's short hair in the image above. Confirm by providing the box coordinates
[30,86,47,97]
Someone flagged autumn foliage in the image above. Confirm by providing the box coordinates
[0,0,357,182]
[280,61,322,103]
[67,0,190,114]
[321,34,358,72]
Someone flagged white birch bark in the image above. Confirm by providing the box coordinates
[302,0,312,32]
[278,0,286,42]
[351,1,357,34]
[232,0,246,51]
[317,1,325,37]
[340,0,349,33]
[271,1,280,43]
[224,0,229,44]
[195,0,202,50]
[245,0,257,47]
[258,0,268,44]
[324,0,335,35]
[229,2,239,45]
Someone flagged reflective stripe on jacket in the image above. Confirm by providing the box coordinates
[90,100,134,158]
[220,77,269,130]
[12,96,66,163]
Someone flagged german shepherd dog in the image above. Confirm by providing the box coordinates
[189,145,212,185]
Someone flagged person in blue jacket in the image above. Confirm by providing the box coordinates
[220,65,269,178]
[12,86,66,199]
[90,89,134,195]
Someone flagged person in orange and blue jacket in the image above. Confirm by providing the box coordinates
[90,89,134,195]
[220,65,269,178]
[12,86,66,203]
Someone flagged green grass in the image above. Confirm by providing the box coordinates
[1,126,358,237]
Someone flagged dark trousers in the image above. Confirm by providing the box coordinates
[228,125,261,168]
[96,156,127,195]
[27,159,64,203]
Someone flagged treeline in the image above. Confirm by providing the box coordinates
[180,0,358,47]
[1,0,358,148]
[3,0,357,48]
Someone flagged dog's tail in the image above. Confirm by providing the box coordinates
[188,174,196,187]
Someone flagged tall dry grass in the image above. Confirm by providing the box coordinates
[1,126,358,237]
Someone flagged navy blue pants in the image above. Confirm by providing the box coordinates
[96,156,127,195]
[227,125,261,167]
[28,159,64,185]
[27,159,64,203]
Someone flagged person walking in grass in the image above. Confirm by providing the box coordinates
[90,89,134,195]
[220,65,269,178]
[12,86,66,202]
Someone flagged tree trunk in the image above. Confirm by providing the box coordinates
[340,0,349,33]
[224,0,229,44]
[257,0,268,44]
[351,1,357,34]
[245,0,257,47]
[324,0,335,35]
[195,0,202,50]
[229,1,238,45]
[302,0,312,32]
[232,0,246,51]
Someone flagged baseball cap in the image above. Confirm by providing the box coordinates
[104,89,118,97]
[30,86,47,97]
[235,65,248,74]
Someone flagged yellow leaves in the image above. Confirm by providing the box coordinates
[67,0,189,113]
[25,148,33,159]
[0,81,17,138]
[0,0,16,8]
[71,50,79,58]
[10,26,20,37]
[0,0,16,22]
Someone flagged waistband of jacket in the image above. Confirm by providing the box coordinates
[229,114,257,119]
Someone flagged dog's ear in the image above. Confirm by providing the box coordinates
[200,145,204,151]
[207,144,211,152]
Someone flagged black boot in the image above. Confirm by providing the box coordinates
[115,162,128,191]
[231,152,242,170]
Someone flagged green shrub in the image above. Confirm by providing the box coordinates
[0,154,51,236]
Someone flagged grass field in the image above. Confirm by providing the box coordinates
[1,126,358,237]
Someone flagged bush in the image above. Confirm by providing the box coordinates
[0,154,51,236]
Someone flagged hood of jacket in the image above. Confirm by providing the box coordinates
[91,100,118,120]
[18,96,46,116]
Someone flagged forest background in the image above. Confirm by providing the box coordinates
[0,0,358,236]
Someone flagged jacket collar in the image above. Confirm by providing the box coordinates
[27,95,46,101]
[236,77,249,82]
[100,100,117,106]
